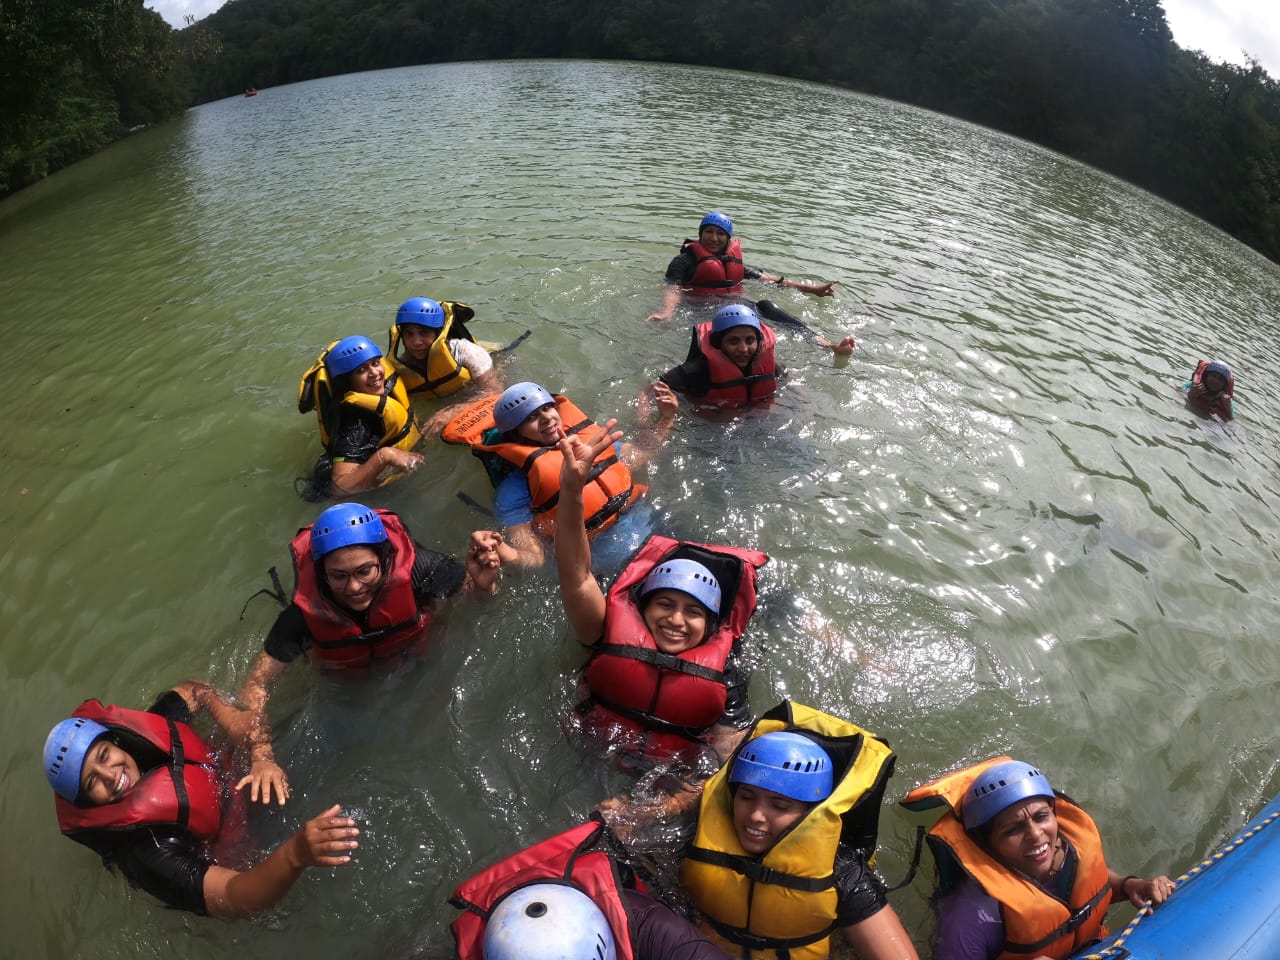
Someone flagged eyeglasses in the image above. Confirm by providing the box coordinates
[325,561,381,587]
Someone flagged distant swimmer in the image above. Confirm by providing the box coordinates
[1182,358,1235,421]
[43,681,357,916]
[646,210,854,355]
[902,758,1174,960]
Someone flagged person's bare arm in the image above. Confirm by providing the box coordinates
[330,447,423,494]
[202,805,358,917]
[554,426,621,644]
[235,652,290,805]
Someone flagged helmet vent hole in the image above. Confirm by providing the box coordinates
[524,901,548,918]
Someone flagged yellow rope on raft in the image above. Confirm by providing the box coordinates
[1073,808,1280,960]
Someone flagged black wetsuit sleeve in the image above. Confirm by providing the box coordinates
[624,888,730,960]
[833,843,890,926]
[101,827,212,914]
[659,356,713,398]
[410,542,467,604]
[664,249,697,285]
[743,264,764,280]
[263,603,312,662]
[718,653,753,729]
[146,691,195,725]
[328,409,382,464]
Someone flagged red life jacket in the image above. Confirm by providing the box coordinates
[579,535,768,764]
[693,320,778,409]
[684,237,746,295]
[450,820,638,960]
[457,396,645,539]
[1190,359,1235,420]
[55,700,223,844]
[290,509,431,670]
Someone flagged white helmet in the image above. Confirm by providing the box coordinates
[484,883,617,960]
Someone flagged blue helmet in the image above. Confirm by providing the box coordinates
[640,558,721,615]
[44,716,111,803]
[309,502,388,560]
[731,731,833,802]
[324,335,382,377]
[961,760,1054,831]
[1203,360,1232,385]
[700,211,734,236]
[712,303,762,336]
[495,382,556,435]
[483,883,617,960]
[396,297,446,329]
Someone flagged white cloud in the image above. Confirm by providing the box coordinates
[146,0,225,28]
[1162,0,1280,77]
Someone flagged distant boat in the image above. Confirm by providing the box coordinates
[244,87,258,97]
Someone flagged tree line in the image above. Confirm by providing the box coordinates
[4,0,1278,265]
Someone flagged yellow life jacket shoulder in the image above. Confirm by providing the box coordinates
[681,701,897,960]
[298,342,421,452]
[387,300,477,398]
[901,758,1113,960]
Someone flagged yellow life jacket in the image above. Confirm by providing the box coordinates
[681,701,897,960]
[900,757,1113,960]
[387,300,478,398]
[297,341,421,453]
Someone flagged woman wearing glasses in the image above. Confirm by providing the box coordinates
[236,503,503,806]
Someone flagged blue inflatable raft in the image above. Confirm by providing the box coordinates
[1071,793,1280,959]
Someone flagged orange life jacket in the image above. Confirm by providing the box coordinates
[901,757,1113,960]
[443,395,645,538]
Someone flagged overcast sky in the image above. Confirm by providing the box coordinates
[146,0,1280,78]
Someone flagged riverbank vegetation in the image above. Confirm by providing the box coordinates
[0,1,219,198]
[5,0,1279,265]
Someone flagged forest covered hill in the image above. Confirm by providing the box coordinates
[4,0,1278,264]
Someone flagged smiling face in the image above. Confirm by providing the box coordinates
[732,784,809,855]
[1203,371,1227,393]
[78,737,142,806]
[400,324,439,363]
[699,224,730,255]
[641,588,710,654]
[514,402,563,446]
[718,326,760,370]
[322,544,386,612]
[987,797,1060,882]
[348,357,386,395]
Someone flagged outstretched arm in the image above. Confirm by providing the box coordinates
[842,904,920,960]
[646,285,683,323]
[758,272,840,298]
[555,424,622,644]
[463,529,509,593]
[754,299,856,356]
[202,804,358,917]
[622,382,678,473]
[331,446,424,494]
[235,651,291,805]
[1110,869,1176,908]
